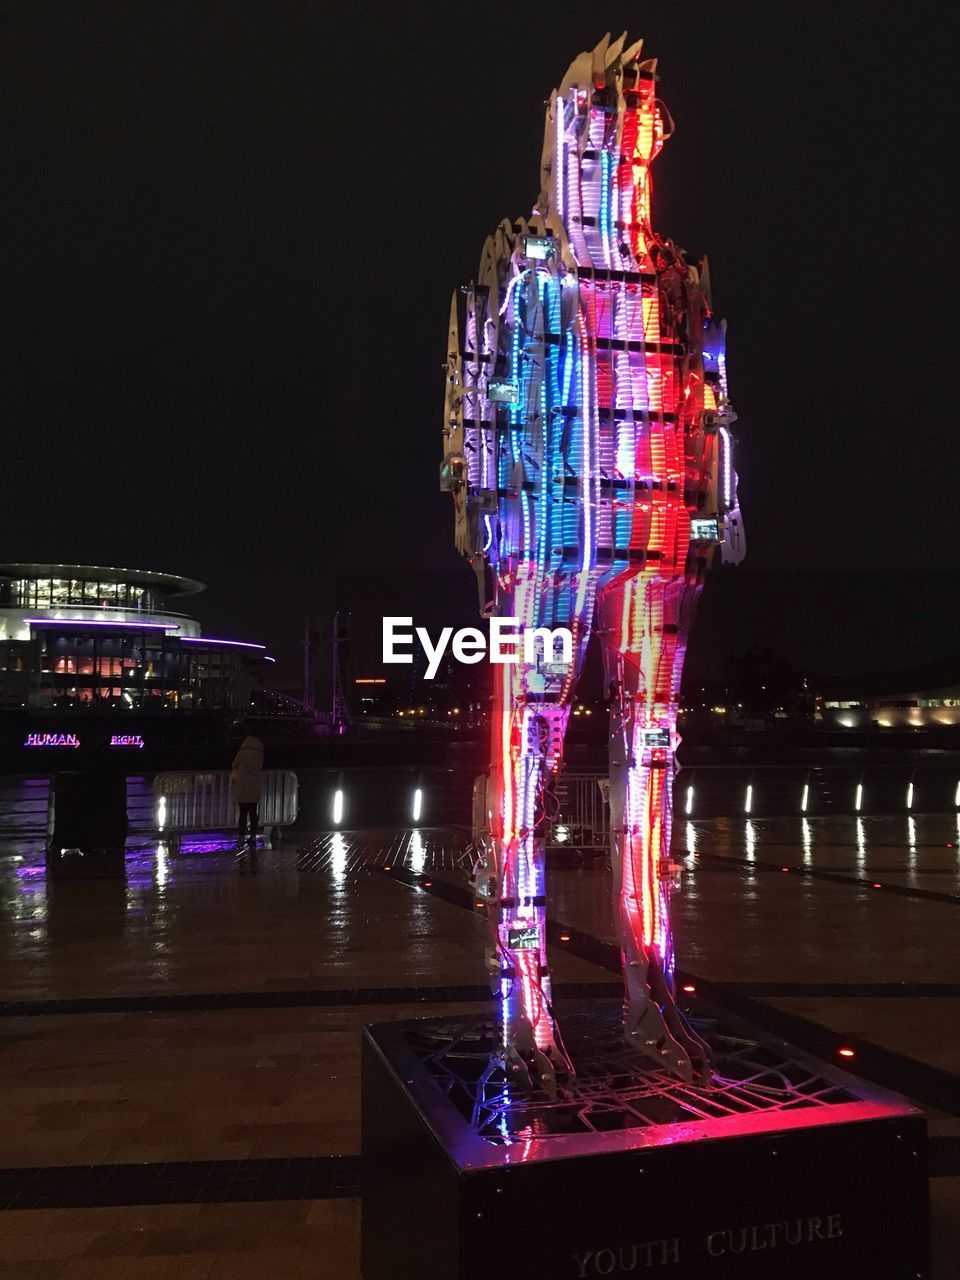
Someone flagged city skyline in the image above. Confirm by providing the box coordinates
[6,2,956,680]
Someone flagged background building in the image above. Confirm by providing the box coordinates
[0,562,269,713]
[819,655,960,729]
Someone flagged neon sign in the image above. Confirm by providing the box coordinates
[110,734,145,749]
[25,732,80,748]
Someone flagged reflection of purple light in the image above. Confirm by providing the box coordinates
[180,836,243,853]
[15,866,47,880]
[24,618,176,630]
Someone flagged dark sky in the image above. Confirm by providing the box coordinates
[6,1,958,684]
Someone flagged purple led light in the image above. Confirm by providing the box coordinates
[180,637,266,650]
[24,618,176,631]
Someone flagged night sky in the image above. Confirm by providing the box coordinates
[7,2,958,686]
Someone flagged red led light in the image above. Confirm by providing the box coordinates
[441,41,743,1071]
[780,867,789,872]
[838,1048,855,1058]
[873,883,882,889]
[424,881,432,887]
[682,984,696,993]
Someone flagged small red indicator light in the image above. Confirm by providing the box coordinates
[559,934,571,942]
[838,1048,855,1058]
[384,865,392,871]
[873,883,882,889]
[423,881,432,887]
[682,984,696,993]
[780,867,789,872]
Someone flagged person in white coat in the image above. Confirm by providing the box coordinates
[231,735,264,847]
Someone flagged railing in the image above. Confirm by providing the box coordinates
[1,763,958,844]
[154,770,299,846]
[548,764,960,846]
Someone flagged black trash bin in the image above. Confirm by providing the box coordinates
[46,772,128,879]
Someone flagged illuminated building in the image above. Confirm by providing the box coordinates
[441,35,743,1088]
[0,562,270,713]
[820,656,960,729]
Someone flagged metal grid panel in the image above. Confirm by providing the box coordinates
[153,770,298,832]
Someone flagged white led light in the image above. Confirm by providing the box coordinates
[554,824,570,844]
[157,795,166,832]
[685,786,694,816]
[524,234,557,261]
[855,784,863,813]
[744,785,753,814]
[800,784,809,813]
[412,787,423,822]
[333,789,344,826]
[906,782,914,810]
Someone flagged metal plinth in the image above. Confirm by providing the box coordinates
[361,1003,929,1280]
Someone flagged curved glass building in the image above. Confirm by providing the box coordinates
[0,563,269,713]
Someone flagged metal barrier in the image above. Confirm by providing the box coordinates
[153,770,298,847]
[548,764,960,848]
[550,773,609,850]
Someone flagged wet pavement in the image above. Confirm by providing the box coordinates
[0,811,956,1277]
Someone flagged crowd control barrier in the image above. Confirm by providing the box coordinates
[153,770,298,848]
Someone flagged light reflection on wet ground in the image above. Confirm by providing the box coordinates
[2,813,959,920]
[0,797,957,1274]
[1,813,957,994]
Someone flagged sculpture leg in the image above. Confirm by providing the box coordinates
[600,577,712,1082]
[475,657,573,1095]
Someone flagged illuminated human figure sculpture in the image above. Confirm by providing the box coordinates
[442,34,744,1092]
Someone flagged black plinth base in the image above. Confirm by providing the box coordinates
[361,1004,929,1280]
[47,772,128,878]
